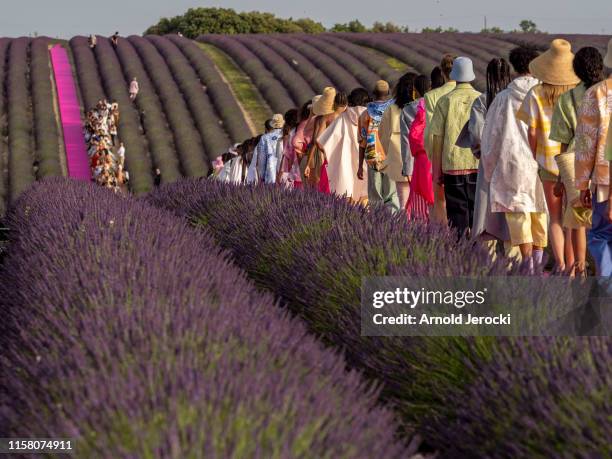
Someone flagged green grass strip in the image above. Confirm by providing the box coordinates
[362,46,408,71]
[197,42,272,133]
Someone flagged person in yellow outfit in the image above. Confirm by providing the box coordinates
[517,39,580,273]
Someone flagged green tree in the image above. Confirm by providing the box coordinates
[371,21,405,33]
[519,19,538,33]
[421,26,444,33]
[145,7,326,37]
[330,19,368,33]
[294,18,326,34]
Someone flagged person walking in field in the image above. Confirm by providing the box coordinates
[88,34,97,49]
[430,57,482,237]
[405,75,434,221]
[111,32,119,47]
[379,72,417,210]
[549,47,605,276]
[466,58,513,253]
[424,54,456,223]
[256,114,285,184]
[305,87,347,192]
[357,80,398,211]
[517,39,580,274]
[275,109,299,188]
[116,142,126,169]
[574,38,612,276]
[481,46,547,271]
[317,88,369,202]
[129,77,139,101]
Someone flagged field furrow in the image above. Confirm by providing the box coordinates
[129,35,208,177]
[170,36,253,142]
[147,35,231,161]
[114,37,182,183]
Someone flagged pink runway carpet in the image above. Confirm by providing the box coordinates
[49,45,90,181]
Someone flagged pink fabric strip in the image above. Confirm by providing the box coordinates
[49,45,91,181]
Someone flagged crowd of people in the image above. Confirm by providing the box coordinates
[215,37,612,277]
[85,100,128,191]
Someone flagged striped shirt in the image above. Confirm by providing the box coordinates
[517,84,565,176]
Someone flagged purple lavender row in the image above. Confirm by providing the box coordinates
[168,35,253,142]
[129,35,208,177]
[147,35,231,161]
[114,37,182,183]
[90,36,153,193]
[69,36,105,112]
[272,35,360,93]
[147,179,611,456]
[0,39,9,215]
[340,33,434,77]
[31,37,62,178]
[198,34,294,113]
[256,34,333,93]
[235,34,315,106]
[301,35,381,90]
[0,178,408,458]
[317,34,402,85]
[6,38,35,203]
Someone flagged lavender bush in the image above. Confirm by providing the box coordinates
[275,35,360,93]
[30,37,62,178]
[342,34,432,77]
[0,179,409,458]
[148,179,611,456]
[147,35,231,160]
[302,35,381,90]
[430,337,611,457]
[235,35,315,106]
[7,37,35,203]
[169,35,252,142]
[256,35,333,93]
[0,39,10,216]
[198,35,294,113]
[129,35,209,177]
[114,38,182,183]
[91,36,154,193]
[69,37,106,112]
[316,34,401,86]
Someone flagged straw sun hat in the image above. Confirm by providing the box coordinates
[604,37,612,68]
[529,39,580,86]
[312,87,336,116]
[270,113,285,130]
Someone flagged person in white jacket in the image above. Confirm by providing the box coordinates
[481,46,548,269]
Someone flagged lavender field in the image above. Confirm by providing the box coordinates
[0,32,610,213]
[0,31,610,458]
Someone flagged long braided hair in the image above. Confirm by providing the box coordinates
[486,58,512,108]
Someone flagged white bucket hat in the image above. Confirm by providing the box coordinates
[604,38,612,68]
[450,57,476,82]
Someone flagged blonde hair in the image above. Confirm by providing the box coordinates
[541,83,577,106]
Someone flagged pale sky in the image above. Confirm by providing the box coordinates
[1,0,611,38]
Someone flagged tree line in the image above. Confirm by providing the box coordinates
[145,8,541,38]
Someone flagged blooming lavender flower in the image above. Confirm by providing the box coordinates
[0,178,408,458]
[148,178,611,457]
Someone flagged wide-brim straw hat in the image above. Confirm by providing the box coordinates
[604,38,612,68]
[271,113,285,130]
[312,87,336,116]
[529,39,580,86]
